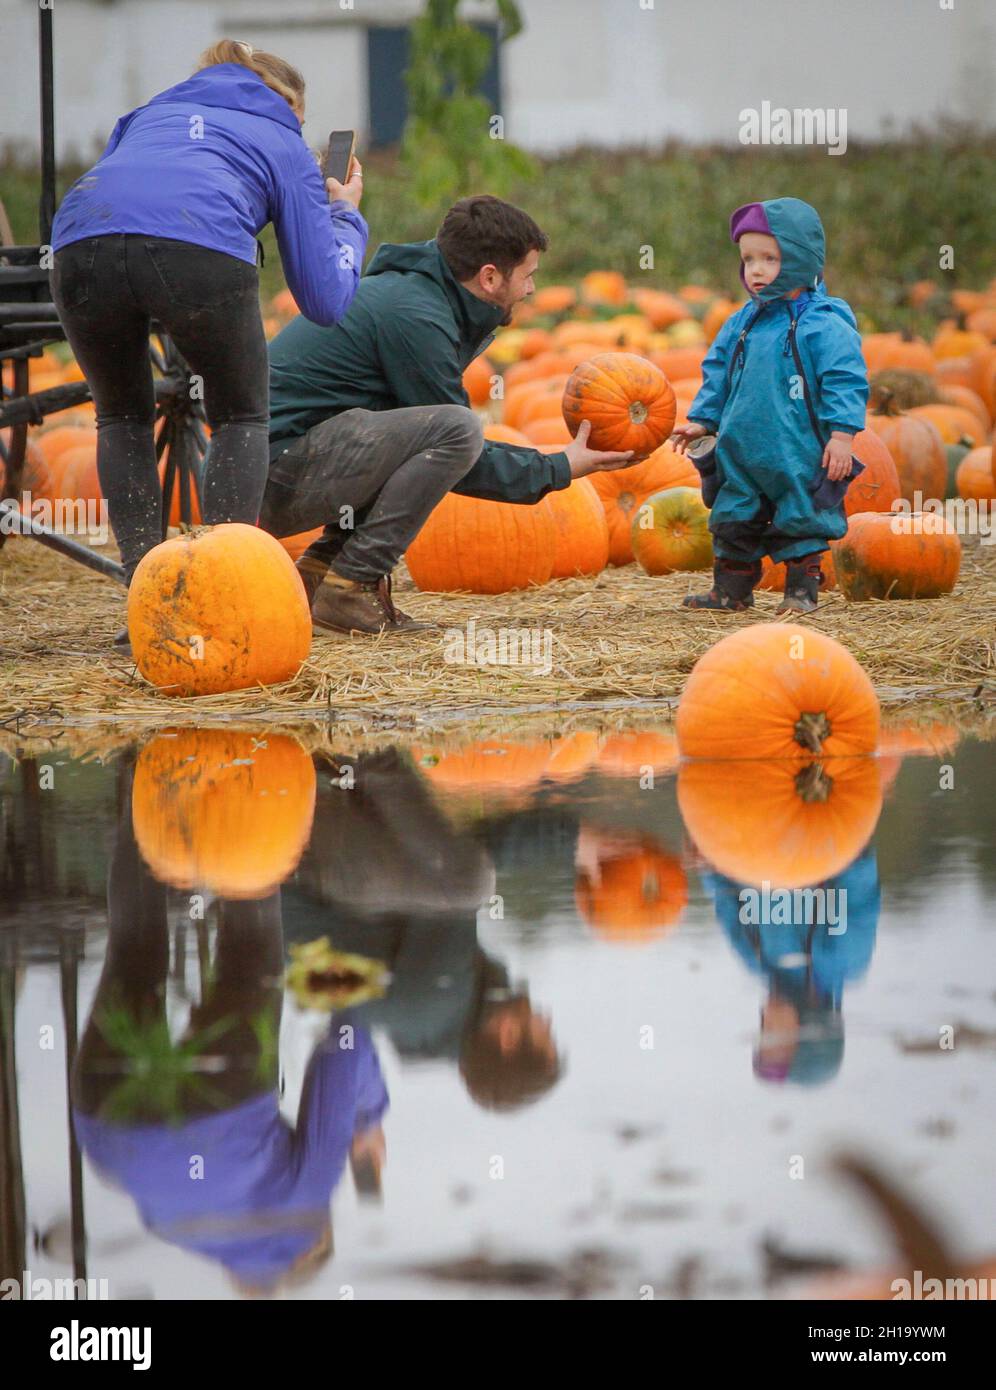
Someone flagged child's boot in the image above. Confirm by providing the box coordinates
[683,559,761,611]
[776,553,823,614]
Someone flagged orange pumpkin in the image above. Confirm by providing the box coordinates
[862,332,936,376]
[131,728,316,898]
[631,486,713,576]
[702,298,743,343]
[531,285,576,316]
[758,549,836,592]
[405,489,556,594]
[865,398,946,503]
[482,422,533,446]
[127,523,313,696]
[57,443,102,504]
[629,288,690,330]
[523,416,574,447]
[35,424,96,468]
[937,383,991,432]
[678,755,883,889]
[279,527,325,562]
[271,288,299,317]
[543,478,610,578]
[847,427,903,515]
[562,352,676,458]
[955,446,996,500]
[907,403,985,448]
[575,844,687,939]
[675,624,880,761]
[648,345,707,381]
[580,270,629,306]
[831,510,961,600]
[588,443,700,566]
[462,354,494,407]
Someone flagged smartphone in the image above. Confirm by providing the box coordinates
[324,130,355,186]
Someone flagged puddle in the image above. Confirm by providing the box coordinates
[1,720,993,1300]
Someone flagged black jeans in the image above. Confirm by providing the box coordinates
[259,404,483,582]
[51,234,269,580]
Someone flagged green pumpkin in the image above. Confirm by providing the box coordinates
[945,441,972,498]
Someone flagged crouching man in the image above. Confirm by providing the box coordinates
[259,195,633,634]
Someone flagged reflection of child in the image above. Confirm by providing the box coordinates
[673,197,868,614]
[705,845,880,1086]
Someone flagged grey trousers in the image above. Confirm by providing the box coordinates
[258,404,483,582]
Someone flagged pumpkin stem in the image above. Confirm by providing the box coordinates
[794,710,831,754]
[794,760,833,803]
[871,388,902,418]
[628,400,649,425]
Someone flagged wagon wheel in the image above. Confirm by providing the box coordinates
[149,331,211,538]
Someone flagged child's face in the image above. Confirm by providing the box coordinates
[739,232,781,294]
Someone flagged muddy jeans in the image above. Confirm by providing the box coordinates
[51,233,270,581]
[258,404,483,582]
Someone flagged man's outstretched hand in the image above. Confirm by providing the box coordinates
[565,420,634,479]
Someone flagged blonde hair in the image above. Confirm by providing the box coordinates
[197,39,305,115]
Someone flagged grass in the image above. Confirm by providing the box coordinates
[3,135,996,330]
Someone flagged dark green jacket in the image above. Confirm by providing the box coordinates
[267,239,571,504]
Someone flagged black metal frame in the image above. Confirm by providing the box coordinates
[0,6,208,581]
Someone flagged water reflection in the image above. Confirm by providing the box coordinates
[1,717,991,1300]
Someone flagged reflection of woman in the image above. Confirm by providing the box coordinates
[705,846,880,1086]
[50,39,366,599]
[71,763,387,1295]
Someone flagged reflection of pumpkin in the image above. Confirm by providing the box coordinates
[543,730,602,783]
[596,731,681,778]
[576,846,687,940]
[405,490,556,593]
[132,729,316,898]
[676,624,880,760]
[678,756,882,889]
[411,739,552,793]
[878,720,961,758]
[286,937,388,1011]
[832,511,961,600]
[128,524,313,696]
[543,478,610,578]
[631,486,713,575]
[588,444,700,566]
[562,353,676,458]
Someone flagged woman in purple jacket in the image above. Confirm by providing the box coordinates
[49,39,367,615]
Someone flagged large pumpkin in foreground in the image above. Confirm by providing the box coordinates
[131,728,316,898]
[127,523,312,696]
[831,511,961,600]
[562,352,676,458]
[406,490,556,593]
[678,755,882,889]
[675,623,880,760]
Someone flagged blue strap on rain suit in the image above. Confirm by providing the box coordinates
[688,198,868,565]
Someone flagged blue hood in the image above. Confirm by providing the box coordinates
[748,197,826,302]
[141,63,301,132]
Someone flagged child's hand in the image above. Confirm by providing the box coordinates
[670,422,707,455]
[822,432,853,481]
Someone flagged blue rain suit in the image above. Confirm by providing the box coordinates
[688,199,868,564]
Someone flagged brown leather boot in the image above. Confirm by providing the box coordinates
[295,554,330,608]
[310,569,435,635]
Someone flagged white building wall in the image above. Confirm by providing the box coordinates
[1,0,993,167]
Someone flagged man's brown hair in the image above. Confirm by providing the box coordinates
[437,195,549,281]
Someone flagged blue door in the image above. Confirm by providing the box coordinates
[367,23,501,148]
